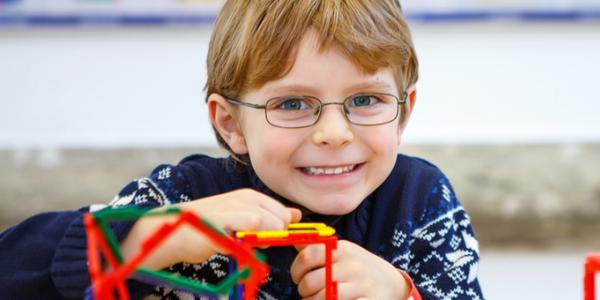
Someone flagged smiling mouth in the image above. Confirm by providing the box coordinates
[300,164,358,175]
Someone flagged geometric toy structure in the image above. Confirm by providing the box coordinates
[84,206,337,300]
[237,223,338,300]
[585,253,600,300]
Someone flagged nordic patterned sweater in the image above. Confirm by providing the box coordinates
[0,154,484,299]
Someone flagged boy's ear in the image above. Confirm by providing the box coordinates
[397,85,417,140]
[207,93,248,155]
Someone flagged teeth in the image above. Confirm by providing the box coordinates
[304,164,356,175]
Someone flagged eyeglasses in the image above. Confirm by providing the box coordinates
[226,92,406,128]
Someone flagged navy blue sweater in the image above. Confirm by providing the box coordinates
[0,154,483,299]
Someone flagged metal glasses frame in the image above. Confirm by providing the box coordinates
[225,92,407,129]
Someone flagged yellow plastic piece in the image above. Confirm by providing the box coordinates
[236,223,335,239]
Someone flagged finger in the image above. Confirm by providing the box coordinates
[294,243,308,252]
[253,194,296,225]
[252,205,288,231]
[216,211,261,232]
[291,244,326,284]
[302,282,363,300]
[217,207,284,232]
[289,208,302,223]
[297,267,325,298]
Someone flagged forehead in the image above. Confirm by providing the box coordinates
[258,30,398,97]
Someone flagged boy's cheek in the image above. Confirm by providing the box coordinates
[257,130,305,156]
[358,126,401,150]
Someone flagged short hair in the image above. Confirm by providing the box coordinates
[205,0,419,157]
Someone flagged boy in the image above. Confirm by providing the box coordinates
[0,1,484,299]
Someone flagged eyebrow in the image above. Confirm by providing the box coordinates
[345,81,394,94]
[267,81,394,96]
[267,84,320,96]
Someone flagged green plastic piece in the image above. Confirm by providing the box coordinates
[93,206,181,220]
[96,218,125,263]
[136,267,250,295]
[255,250,267,263]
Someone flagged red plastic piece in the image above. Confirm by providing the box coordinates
[238,232,339,300]
[85,214,130,300]
[585,253,600,300]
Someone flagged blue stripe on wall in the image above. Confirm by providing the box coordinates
[1,10,600,27]
[0,14,217,27]
[406,10,600,22]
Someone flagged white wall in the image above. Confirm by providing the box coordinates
[1,23,599,148]
[411,23,600,144]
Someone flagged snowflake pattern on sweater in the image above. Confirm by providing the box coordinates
[108,157,484,300]
[394,178,482,299]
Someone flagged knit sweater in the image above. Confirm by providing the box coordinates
[0,154,484,299]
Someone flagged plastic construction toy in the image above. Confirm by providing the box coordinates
[84,206,339,300]
[585,253,600,300]
[236,223,338,300]
[84,206,268,300]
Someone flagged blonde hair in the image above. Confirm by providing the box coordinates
[205,0,419,158]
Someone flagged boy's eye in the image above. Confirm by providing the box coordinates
[349,95,379,107]
[272,97,313,110]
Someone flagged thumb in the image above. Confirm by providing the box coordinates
[288,208,302,224]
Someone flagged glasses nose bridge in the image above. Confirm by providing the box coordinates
[317,101,349,118]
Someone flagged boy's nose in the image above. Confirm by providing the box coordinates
[311,105,354,147]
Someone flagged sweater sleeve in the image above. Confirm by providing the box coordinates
[408,176,484,300]
[108,164,193,208]
[0,208,87,299]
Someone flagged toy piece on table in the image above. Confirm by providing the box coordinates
[585,253,600,300]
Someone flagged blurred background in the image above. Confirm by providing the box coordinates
[1,0,600,298]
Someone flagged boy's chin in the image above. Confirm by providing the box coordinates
[299,197,363,216]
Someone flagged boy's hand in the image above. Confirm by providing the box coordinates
[291,240,410,300]
[121,188,301,270]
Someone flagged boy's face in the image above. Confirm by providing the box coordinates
[213,30,414,215]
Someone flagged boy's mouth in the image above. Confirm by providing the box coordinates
[300,164,358,175]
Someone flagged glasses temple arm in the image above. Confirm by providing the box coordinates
[226,98,267,109]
